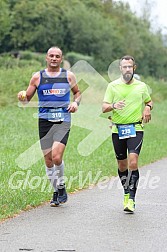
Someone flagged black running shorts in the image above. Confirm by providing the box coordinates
[112,131,144,160]
[38,118,71,150]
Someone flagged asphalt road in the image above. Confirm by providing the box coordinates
[0,158,167,252]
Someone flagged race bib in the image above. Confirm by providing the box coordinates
[118,124,136,139]
[48,108,65,122]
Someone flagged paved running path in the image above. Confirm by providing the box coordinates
[0,158,167,252]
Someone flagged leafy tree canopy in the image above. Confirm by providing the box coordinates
[0,0,167,77]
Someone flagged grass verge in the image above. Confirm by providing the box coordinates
[0,100,167,220]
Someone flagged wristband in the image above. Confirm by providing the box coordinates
[112,103,116,109]
[146,104,152,110]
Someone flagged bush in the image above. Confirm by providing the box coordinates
[19,51,46,66]
[65,51,94,66]
[142,76,167,102]
[0,54,20,69]
[0,51,46,69]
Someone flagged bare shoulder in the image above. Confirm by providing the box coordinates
[31,71,40,80]
[67,70,77,89]
[67,70,76,82]
[30,71,40,87]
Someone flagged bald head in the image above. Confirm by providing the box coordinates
[47,47,63,56]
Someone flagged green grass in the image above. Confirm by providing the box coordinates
[0,101,167,220]
[139,101,167,164]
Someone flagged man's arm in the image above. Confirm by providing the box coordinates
[142,100,153,123]
[102,100,126,113]
[102,102,113,113]
[18,72,40,102]
[145,101,153,110]
[67,71,81,113]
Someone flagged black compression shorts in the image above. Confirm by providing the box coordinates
[112,131,144,160]
[38,118,71,150]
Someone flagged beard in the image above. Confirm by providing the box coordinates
[123,73,134,83]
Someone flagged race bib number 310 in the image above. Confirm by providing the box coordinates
[118,124,136,139]
[48,108,65,122]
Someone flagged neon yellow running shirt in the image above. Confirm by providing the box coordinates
[103,78,151,133]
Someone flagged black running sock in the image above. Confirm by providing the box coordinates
[118,169,129,194]
[129,170,139,200]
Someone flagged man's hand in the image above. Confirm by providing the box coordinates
[102,100,125,113]
[67,102,78,113]
[113,100,126,110]
[142,106,151,123]
[17,90,27,102]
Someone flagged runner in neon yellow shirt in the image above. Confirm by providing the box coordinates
[104,76,151,133]
[102,55,153,213]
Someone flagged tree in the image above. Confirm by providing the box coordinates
[9,0,68,52]
[0,0,12,50]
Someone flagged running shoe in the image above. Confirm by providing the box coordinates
[58,184,68,204]
[50,191,59,207]
[123,193,130,209]
[124,199,135,213]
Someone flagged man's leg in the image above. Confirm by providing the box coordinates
[112,134,129,192]
[117,159,131,209]
[51,141,68,204]
[128,153,139,201]
[43,143,67,206]
[118,159,129,194]
[123,153,139,213]
[42,148,60,207]
[43,148,58,191]
[52,141,66,185]
[112,134,130,208]
[42,143,67,206]
[39,119,59,198]
[124,132,143,212]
